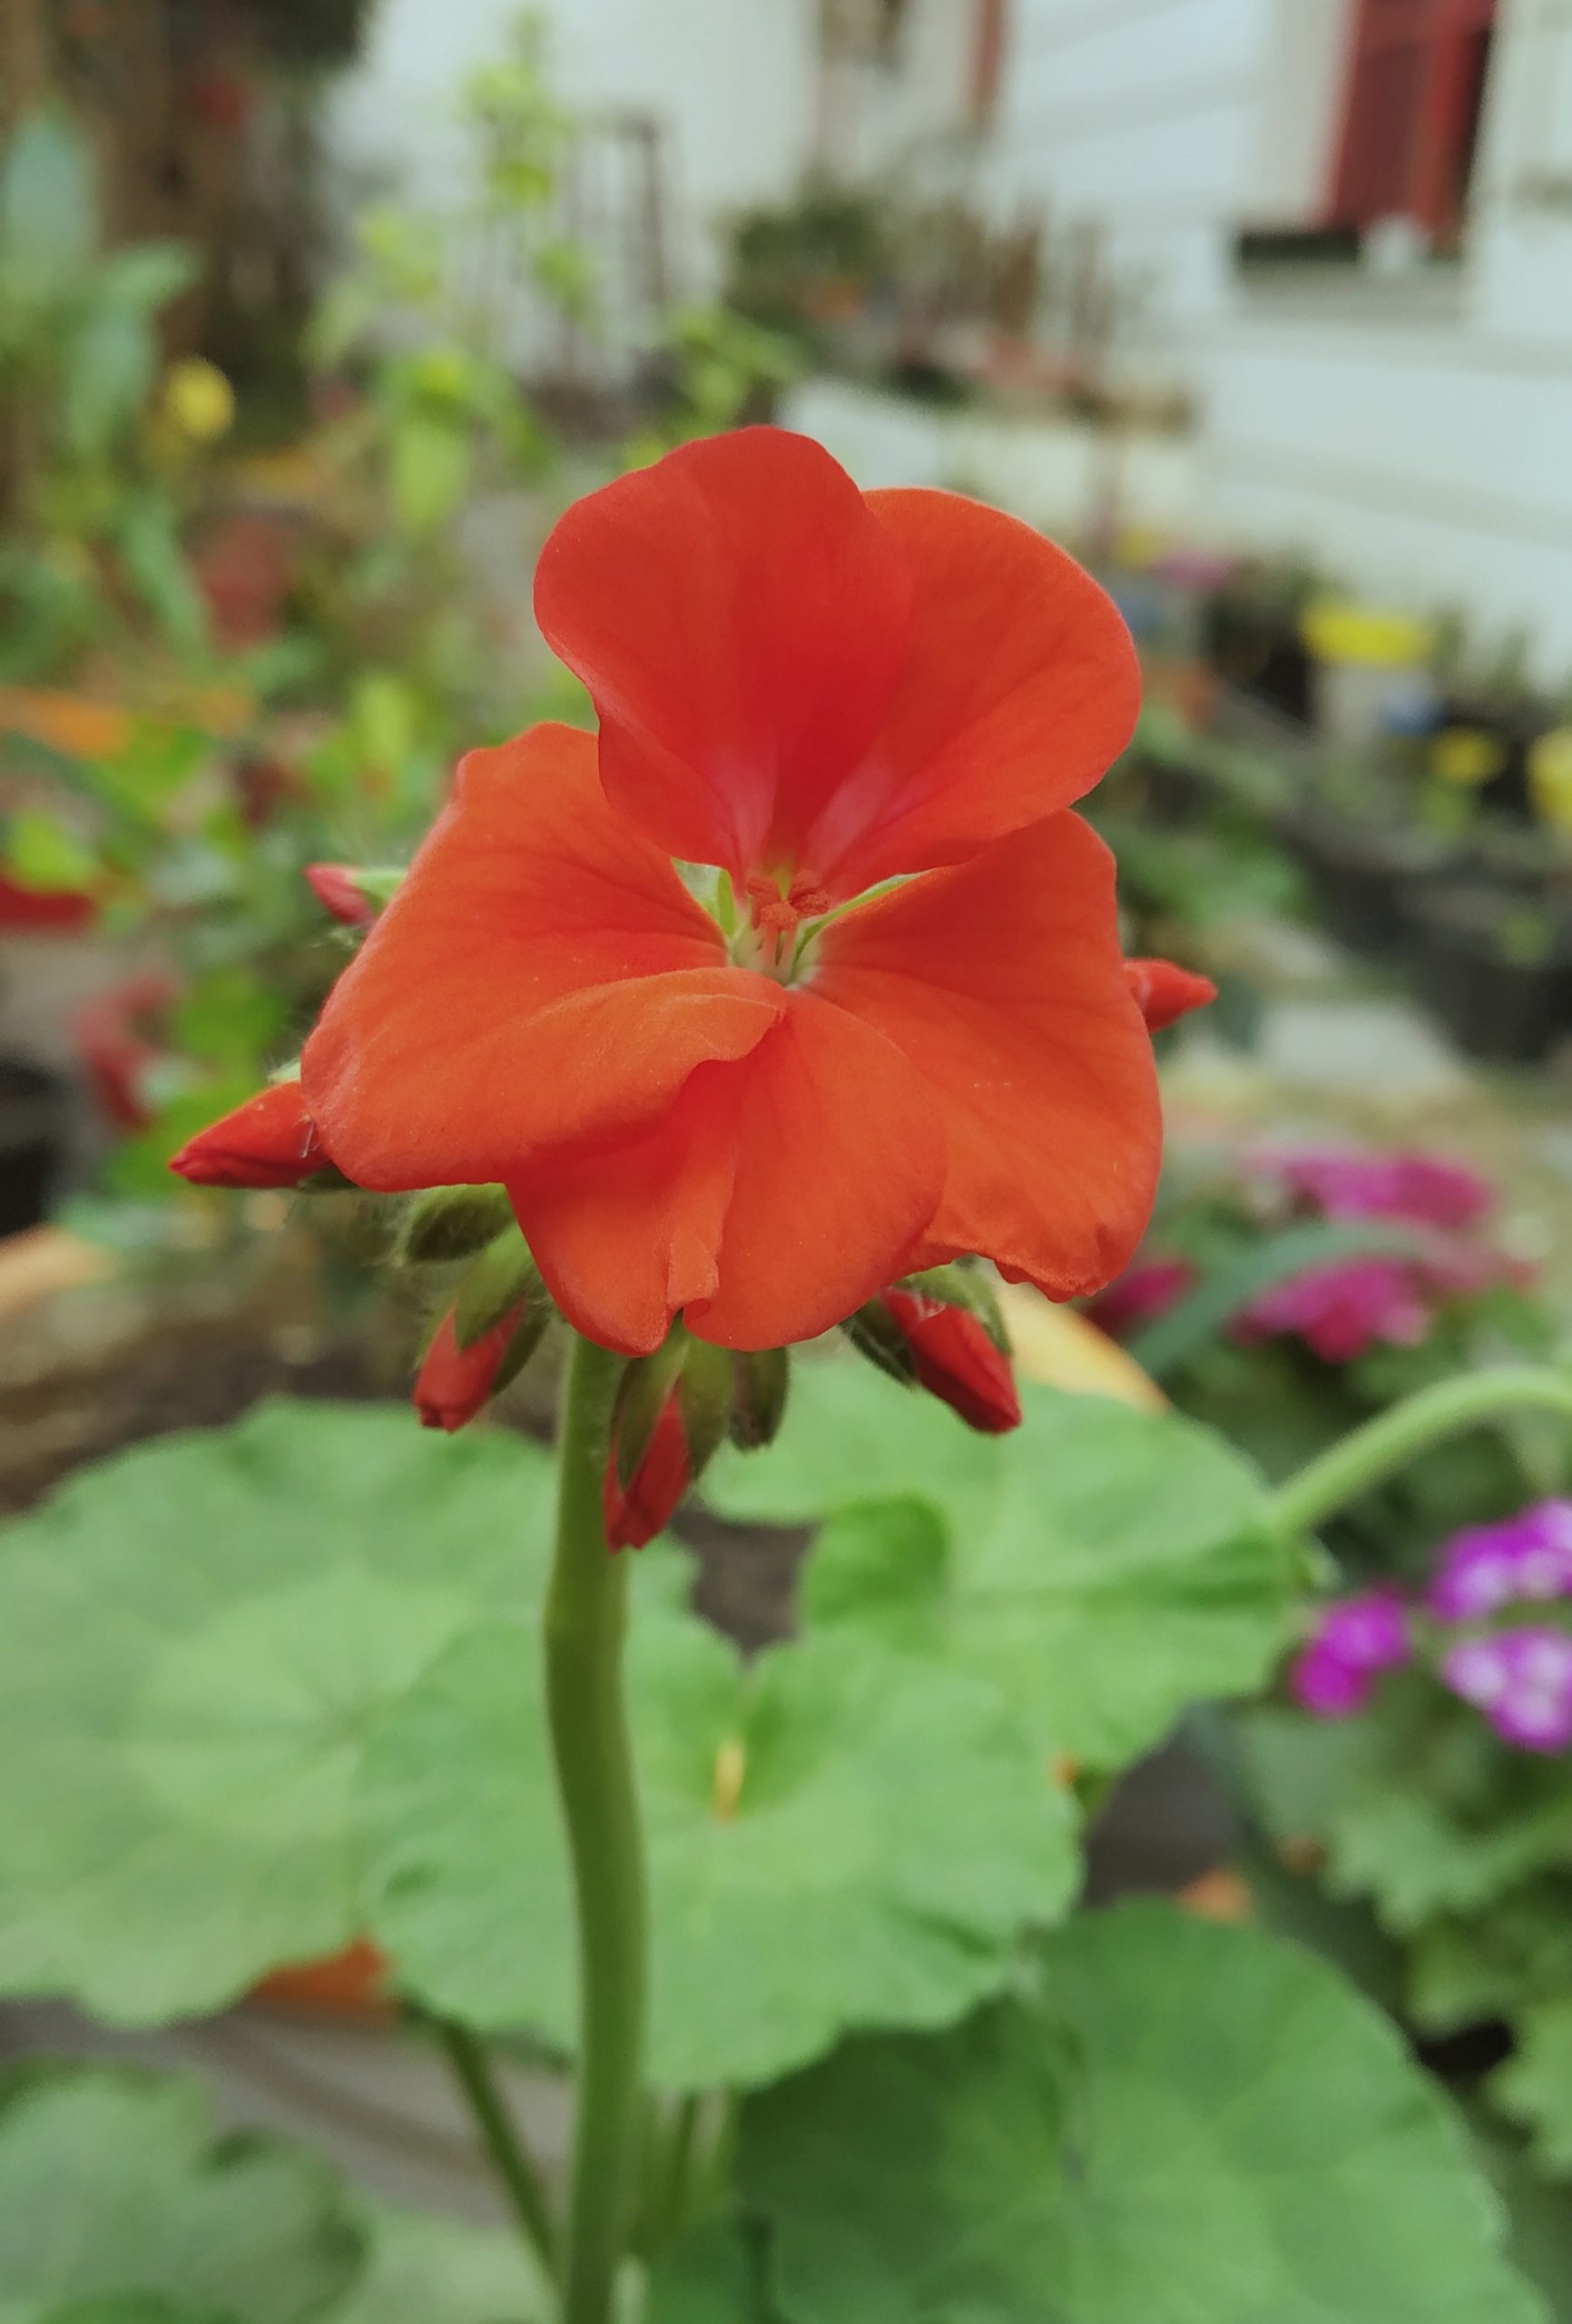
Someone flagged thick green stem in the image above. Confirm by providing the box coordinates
[431,2014,557,2277]
[1270,1365,1572,1540]
[545,1332,647,2324]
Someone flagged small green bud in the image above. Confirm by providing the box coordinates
[841,1298,919,1386]
[729,1345,790,1449]
[453,1229,545,1348]
[398,1184,516,1265]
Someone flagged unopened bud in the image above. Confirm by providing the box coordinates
[845,1266,1021,1435]
[413,1300,532,1433]
[304,862,405,926]
[168,1081,333,1190]
[1124,956,1217,1033]
[398,1183,516,1265]
[603,1333,732,1551]
[730,1345,790,1450]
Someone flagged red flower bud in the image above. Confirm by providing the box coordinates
[604,1385,690,1551]
[1124,956,1217,1033]
[168,1083,327,1189]
[879,1285,1022,1433]
[413,1302,526,1433]
[305,862,377,926]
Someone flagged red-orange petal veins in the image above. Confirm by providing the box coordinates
[1125,956,1218,1033]
[413,1302,525,1433]
[535,428,912,883]
[879,1286,1022,1434]
[511,990,945,1354]
[168,1082,326,1189]
[532,428,1136,905]
[300,724,783,1192]
[815,813,1161,1301]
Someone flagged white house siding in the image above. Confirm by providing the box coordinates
[951,0,1572,677]
[329,0,820,295]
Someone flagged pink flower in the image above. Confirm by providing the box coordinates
[1290,1588,1410,1718]
[1085,1256,1194,1342]
[1236,1256,1430,1363]
[1429,1504,1572,1620]
[1256,1144,1492,1230]
[1441,1629,1572,1754]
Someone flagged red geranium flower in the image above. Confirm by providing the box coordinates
[301,428,1161,1355]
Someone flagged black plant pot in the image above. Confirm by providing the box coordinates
[1408,882,1572,1065]
[1284,811,1456,959]
[0,1057,71,1239]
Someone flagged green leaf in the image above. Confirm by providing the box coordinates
[646,2221,771,2323]
[321,2202,547,2324]
[97,243,199,313]
[3,810,99,894]
[388,416,472,532]
[0,1402,551,2023]
[797,1390,1292,1768]
[702,1350,1000,1529]
[1408,1884,1572,2034]
[743,1902,1544,2324]
[0,2066,359,2324]
[0,112,96,292]
[64,302,157,456]
[1492,2001,1572,2180]
[363,1587,1078,2091]
[1326,1783,1572,1935]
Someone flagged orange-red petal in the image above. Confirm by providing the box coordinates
[300,724,781,1190]
[533,428,912,881]
[511,990,945,1354]
[813,813,1161,1300]
[803,488,1141,897]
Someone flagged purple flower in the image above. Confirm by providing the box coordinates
[1428,1504,1572,1620]
[1441,1628,1572,1753]
[1290,1588,1410,1718]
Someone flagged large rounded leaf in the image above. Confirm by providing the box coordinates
[0,1402,551,2023]
[0,2068,359,2324]
[362,1592,1077,2093]
[703,1351,1003,1527]
[793,1385,1292,1769]
[743,1902,1543,2324]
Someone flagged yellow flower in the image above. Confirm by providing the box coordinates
[162,359,235,444]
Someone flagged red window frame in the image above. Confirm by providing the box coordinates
[1328,0,1497,241]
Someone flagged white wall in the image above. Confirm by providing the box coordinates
[329,0,820,294]
[949,0,1572,678]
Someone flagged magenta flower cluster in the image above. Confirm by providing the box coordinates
[1292,1500,1572,1753]
[1235,1143,1508,1364]
[1089,1141,1518,1365]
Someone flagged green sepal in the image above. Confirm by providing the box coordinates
[613,1334,691,1490]
[896,1258,1011,1354]
[840,1299,919,1386]
[678,1337,738,1483]
[349,866,406,911]
[489,1302,551,1394]
[730,1345,790,1450]
[398,1185,516,1265]
[452,1230,545,1350]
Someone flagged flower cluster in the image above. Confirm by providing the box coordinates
[1292,1499,1572,1753]
[1090,1137,1520,1365]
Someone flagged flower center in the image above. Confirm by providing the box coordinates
[729,870,830,982]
